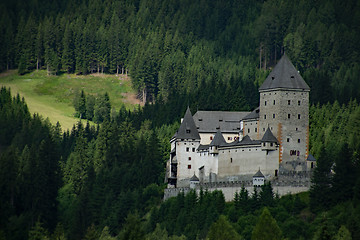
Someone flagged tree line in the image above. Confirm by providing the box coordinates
[1,0,359,105]
[1,85,360,239]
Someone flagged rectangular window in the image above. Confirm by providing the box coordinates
[230,158,233,163]
[270,143,273,147]
[298,100,301,106]
[188,157,191,160]
[273,114,275,118]
[298,139,301,143]
[192,148,195,152]
[188,165,191,169]
[186,147,189,152]
[288,100,291,105]
[273,100,276,105]
[288,114,291,119]
[248,129,250,133]
[210,136,213,140]
[264,115,267,119]
[287,138,290,142]
[255,128,257,133]
[298,114,301,119]
[265,101,267,106]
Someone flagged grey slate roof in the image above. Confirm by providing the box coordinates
[197,144,210,151]
[174,107,201,140]
[259,54,310,91]
[210,129,227,146]
[193,111,250,133]
[190,174,199,182]
[307,154,316,161]
[225,135,261,147]
[253,169,265,178]
[243,107,260,120]
[261,127,278,143]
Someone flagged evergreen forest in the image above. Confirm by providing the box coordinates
[1,0,360,239]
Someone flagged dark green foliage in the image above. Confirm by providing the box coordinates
[251,207,282,240]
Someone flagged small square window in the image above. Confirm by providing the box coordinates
[192,148,195,152]
[210,136,213,140]
[188,165,191,169]
[298,139,301,143]
[188,157,191,160]
[287,138,290,142]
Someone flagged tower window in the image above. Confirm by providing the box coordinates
[186,147,189,152]
[273,114,275,118]
[264,115,267,119]
[230,158,233,163]
[188,165,191,169]
[298,139,301,143]
[287,138,290,142]
[192,148,195,152]
[298,100,301,105]
[265,101,267,106]
[288,100,291,105]
[210,136,213,140]
[288,114,291,119]
[188,157,191,160]
[273,100,276,105]
[255,128,257,133]
[248,129,250,133]
[298,114,301,119]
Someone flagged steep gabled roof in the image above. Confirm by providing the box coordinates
[253,169,265,178]
[210,129,227,146]
[259,54,310,91]
[243,107,260,120]
[261,127,278,143]
[175,107,200,140]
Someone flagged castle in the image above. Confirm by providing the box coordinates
[165,55,316,199]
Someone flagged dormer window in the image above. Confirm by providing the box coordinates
[291,76,294,79]
[186,129,191,133]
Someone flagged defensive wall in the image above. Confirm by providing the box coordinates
[164,176,311,202]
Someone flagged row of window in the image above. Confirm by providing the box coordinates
[287,138,301,143]
[264,100,302,106]
[186,147,196,152]
[264,114,301,119]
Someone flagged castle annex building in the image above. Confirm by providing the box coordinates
[165,55,316,193]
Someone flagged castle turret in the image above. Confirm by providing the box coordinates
[259,54,310,172]
[209,129,226,154]
[167,107,201,187]
[261,127,278,151]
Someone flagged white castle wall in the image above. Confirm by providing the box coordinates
[218,145,279,178]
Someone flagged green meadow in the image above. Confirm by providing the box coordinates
[0,70,140,130]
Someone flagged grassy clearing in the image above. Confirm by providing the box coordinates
[0,70,140,131]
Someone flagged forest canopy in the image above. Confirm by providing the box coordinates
[0,0,359,105]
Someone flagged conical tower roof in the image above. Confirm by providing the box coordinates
[210,129,227,146]
[253,169,265,178]
[175,107,200,140]
[261,127,278,143]
[259,54,310,91]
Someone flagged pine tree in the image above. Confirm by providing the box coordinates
[251,207,282,240]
